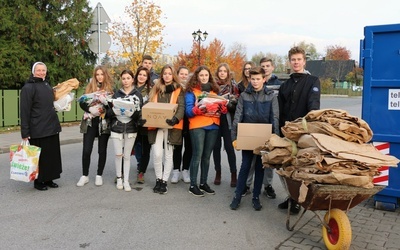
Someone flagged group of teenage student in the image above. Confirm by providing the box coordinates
[75,55,239,196]
[23,46,320,214]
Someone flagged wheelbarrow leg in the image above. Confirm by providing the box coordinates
[286,199,307,231]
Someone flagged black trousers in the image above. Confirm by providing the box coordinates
[82,120,110,176]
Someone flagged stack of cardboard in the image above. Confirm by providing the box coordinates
[258,109,399,188]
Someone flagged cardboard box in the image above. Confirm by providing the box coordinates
[236,123,272,150]
[142,102,178,129]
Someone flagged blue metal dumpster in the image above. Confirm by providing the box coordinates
[360,23,400,210]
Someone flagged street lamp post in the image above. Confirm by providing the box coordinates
[192,29,208,66]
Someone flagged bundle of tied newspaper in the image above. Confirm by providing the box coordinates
[256,109,399,188]
[53,78,80,111]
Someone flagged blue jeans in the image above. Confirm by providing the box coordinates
[189,128,219,186]
[234,150,264,199]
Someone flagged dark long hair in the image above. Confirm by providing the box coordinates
[134,66,151,94]
[185,65,219,93]
[240,61,255,88]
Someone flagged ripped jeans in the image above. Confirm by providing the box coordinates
[152,128,173,181]
[111,132,137,182]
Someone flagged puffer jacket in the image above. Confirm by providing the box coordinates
[231,85,279,141]
[20,76,61,139]
[147,82,185,145]
[107,88,143,134]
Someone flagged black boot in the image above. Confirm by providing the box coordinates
[34,180,48,191]
[44,180,59,188]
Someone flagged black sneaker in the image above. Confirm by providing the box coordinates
[189,185,204,197]
[159,180,168,194]
[153,179,161,193]
[230,197,241,210]
[290,202,301,215]
[278,197,289,209]
[263,185,276,199]
[199,183,215,195]
[252,197,262,211]
[241,186,251,197]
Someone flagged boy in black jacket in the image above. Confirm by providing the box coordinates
[277,46,321,214]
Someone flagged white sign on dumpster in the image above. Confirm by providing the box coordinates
[388,89,400,110]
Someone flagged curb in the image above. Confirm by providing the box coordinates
[0,138,82,155]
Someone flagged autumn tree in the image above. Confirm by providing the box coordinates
[346,67,363,86]
[323,45,353,86]
[293,41,321,60]
[319,77,334,93]
[225,43,247,81]
[325,45,351,60]
[108,0,166,74]
[0,0,96,88]
[174,38,246,82]
[251,52,286,73]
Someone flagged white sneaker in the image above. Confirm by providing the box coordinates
[77,176,89,187]
[123,181,131,192]
[116,178,123,190]
[171,170,180,184]
[182,170,190,183]
[95,175,103,186]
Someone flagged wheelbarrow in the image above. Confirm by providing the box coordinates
[282,176,384,250]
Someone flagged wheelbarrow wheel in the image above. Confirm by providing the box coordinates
[322,208,352,250]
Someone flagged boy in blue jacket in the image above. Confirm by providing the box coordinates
[230,66,279,211]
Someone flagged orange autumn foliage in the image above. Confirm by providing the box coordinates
[174,38,246,82]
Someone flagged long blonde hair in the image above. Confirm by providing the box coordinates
[85,65,114,94]
[149,65,180,102]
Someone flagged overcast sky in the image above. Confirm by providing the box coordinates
[89,0,400,61]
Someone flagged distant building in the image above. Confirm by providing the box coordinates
[306,59,356,88]
[156,54,178,66]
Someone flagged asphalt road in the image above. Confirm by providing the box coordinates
[4,96,395,250]
[1,141,313,249]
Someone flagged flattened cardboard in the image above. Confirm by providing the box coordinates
[142,102,178,129]
[237,123,272,150]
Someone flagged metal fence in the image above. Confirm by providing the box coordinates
[0,87,362,128]
[321,87,363,96]
[0,89,85,127]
